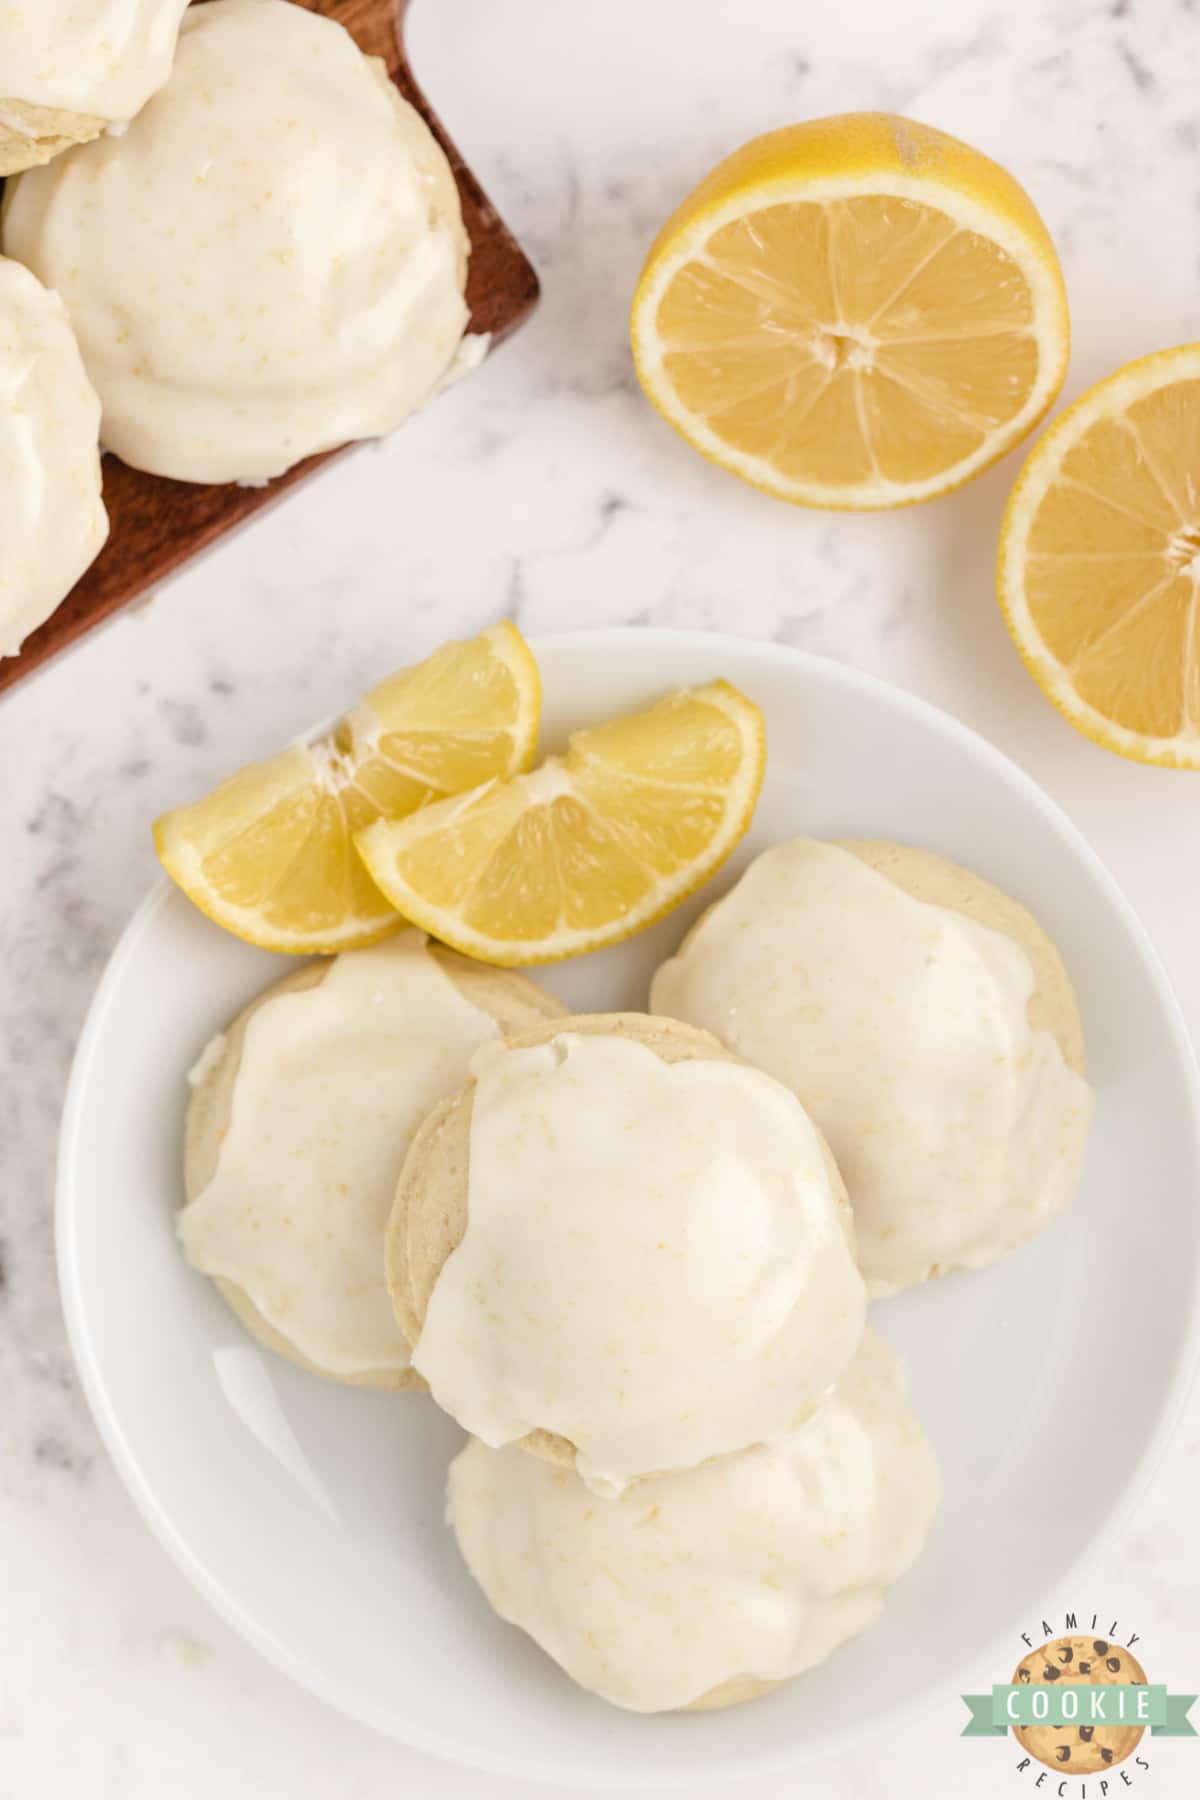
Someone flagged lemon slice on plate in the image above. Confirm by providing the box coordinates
[354,681,765,965]
[154,622,541,951]
[631,112,1069,509]
[998,345,1200,769]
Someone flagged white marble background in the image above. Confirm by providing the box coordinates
[3,0,1200,1795]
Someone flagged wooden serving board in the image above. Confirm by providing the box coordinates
[0,0,539,698]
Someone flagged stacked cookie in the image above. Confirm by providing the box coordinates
[179,833,1091,1711]
[0,0,473,651]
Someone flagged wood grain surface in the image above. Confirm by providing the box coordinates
[0,0,539,698]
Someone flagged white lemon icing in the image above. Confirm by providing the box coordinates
[448,1328,941,1712]
[0,1,189,123]
[413,1030,867,1491]
[3,0,470,483]
[0,255,106,655]
[651,838,1093,1295]
[178,934,501,1379]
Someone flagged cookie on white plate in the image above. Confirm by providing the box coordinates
[448,1328,941,1712]
[389,1012,866,1490]
[180,932,563,1390]
[652,837,1092,1295]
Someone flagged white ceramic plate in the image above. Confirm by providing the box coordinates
[58,630,1200,1789]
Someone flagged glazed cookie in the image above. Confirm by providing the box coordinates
[651,837,1093,1295]
[390,1012,867,1490]
[4,0,471,482]
[447,1329,941,1712]
[0,1,189,174]
[0,99,107,178]
[180,932,563,1389]
[1012,1636,1148,1774]
[840,839,1085,1070]
[0,255,107,655]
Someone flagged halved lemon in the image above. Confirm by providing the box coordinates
[354,681,765,965]
[631,112,1069,509]
[154,623,541,951]
[999,345,1200,768]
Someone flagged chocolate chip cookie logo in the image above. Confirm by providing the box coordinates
[961,1613,1196,1793]
[1010,1636,1150,1775]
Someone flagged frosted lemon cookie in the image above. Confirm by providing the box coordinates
[0,1,189,174]
[448,1328,941,1712]
[0,255,107,655]
[652,838,1093,1296]
[3,0,471,483]
[180,932,563,1389]
[389,1013,867,1489]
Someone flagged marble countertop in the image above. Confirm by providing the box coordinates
[3,1,1199,1795]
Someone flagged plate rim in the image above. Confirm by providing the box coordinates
[55,627,1200,1789]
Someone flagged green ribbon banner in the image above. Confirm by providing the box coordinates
[961,1685,1197,1738]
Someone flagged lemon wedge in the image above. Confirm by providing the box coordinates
[631,112,1069,509]
[998,345,1200,768]
[354,681,765,965]
[154,622,541,951]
